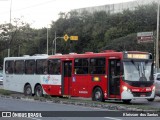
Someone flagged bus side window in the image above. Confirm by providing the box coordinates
[49,63,54,74]
[48,59,61,75]
[74,58,89,75]
[36,59,48,74]
[15,60,24,74]
[90,58,106,74]
[5,61,14,74]
[44,67,48,74]
[25,60,35,74]
[6,66,13,74]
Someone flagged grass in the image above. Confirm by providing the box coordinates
[0,89,11,95]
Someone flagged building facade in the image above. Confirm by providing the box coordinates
[74,0,157,14]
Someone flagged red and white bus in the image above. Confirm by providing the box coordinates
[3,51,155,103]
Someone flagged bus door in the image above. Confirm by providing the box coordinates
[108,59,121,98]
[62,61,72,96]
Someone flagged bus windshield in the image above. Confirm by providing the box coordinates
[123,61,152,82]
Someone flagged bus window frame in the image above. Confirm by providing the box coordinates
[74,58,89,75]
[25,59,36,75]
[36,59,48,75]
[48,59,61,75]
[5,60,14,74]
[89,57,106,75]
[15,60,25,74]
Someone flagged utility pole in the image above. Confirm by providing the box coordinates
[156,0,160,73]
[55,31,56,54]
[47,26,49,55]
[8,0,12,57]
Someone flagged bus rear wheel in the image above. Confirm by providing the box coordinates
[35,85,43,97]
[24,84,32,96]
[92,87,104,102]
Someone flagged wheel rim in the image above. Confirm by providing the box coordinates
[95,91,101,100]
[26,87,31,95]
[36,86,42,97]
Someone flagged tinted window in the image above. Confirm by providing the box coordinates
[5,60,14,74]
[15,60,24,74]
[90,58,106,74]
[48,59,61,74]
[74,58,89,74]
[25,60,35,74]
[36,59,48,74]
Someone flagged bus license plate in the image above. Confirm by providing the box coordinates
[140,94,146,97]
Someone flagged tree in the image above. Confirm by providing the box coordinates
[0,17,34,56]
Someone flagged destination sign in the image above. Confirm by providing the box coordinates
[127,54,149,59]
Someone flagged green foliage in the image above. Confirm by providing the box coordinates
[103,33,154,53]
[0,89,11,96]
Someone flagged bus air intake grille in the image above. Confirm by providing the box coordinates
[132,92,152,97]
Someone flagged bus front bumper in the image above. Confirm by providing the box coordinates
[121,90,155,100]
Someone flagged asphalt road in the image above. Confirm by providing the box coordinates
[104,96,160,109]
[0,96,160,120]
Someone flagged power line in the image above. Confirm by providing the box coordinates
[0,0,57,15]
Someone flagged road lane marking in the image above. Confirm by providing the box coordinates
[27,117,42,120]
[104,117,122,120]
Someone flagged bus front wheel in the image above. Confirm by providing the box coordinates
[92,87,104,102]
[24,84,32,96]
[35,85,43,97]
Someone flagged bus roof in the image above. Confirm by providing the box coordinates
[48,51,149,59]
[4,54,49,61]
[4,51,150,61]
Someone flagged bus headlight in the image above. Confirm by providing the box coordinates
[122,86,131,92]
[123,86,128,91]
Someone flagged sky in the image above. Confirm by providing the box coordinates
[0,0,135,28]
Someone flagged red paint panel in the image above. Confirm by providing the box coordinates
[42,85,61,95]
[63,77,72,95]
[71,75,90,97]
[71,75,108,98]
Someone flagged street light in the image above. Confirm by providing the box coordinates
[46,24,51,55]
[51,32,63,55]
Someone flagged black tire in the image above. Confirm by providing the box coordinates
[92,87,104,102]
[24,84,32,96]
[35,85,43,97]
[122,99,131,104]
[147,98,155,102]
